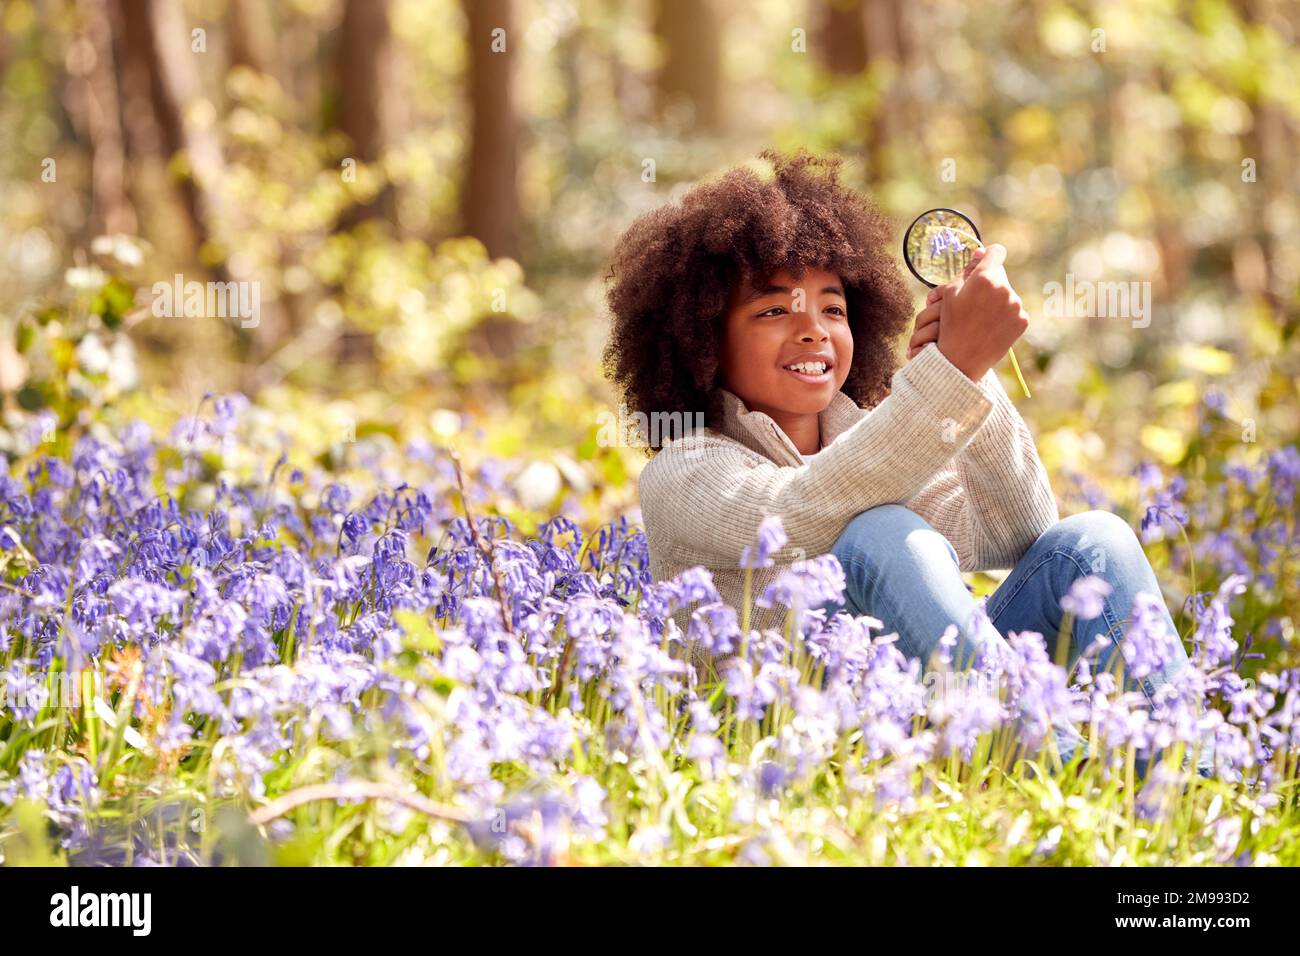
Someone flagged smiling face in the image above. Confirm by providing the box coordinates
[717,265,853,448]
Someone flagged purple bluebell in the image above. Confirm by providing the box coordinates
[1060,575,1112,621]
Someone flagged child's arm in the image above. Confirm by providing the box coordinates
[637,343,996,570]
[906,365,1059,570]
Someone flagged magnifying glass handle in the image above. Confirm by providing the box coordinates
[1008,346,1031,398]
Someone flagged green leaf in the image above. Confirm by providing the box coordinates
[92,277,136,329]
[394,609,442,655]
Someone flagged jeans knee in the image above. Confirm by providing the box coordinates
[1044,510,1143,576]
[832,504,959,575]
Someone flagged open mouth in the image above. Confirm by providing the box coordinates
[782,360,832,384]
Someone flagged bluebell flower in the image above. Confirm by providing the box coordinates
[1060,575,1112,621]
[739,514,788,570]
[757,553,846,612]
[1121,592,1184,681]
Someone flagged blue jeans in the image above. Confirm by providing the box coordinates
[817,506,1215,778]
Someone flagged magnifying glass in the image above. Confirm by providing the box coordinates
[902,207,1030,397]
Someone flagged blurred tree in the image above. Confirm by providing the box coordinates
[862,0,908,186]
[461,0,519,260]
[1238,0,1288,314]
[333,0,394,227]
[116,0,227,277]
[71,0,134,236]
[227,0,271,75]
[818,0,868,76]
[653,0,721,132]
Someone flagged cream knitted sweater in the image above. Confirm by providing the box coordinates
[634,342,1060,675]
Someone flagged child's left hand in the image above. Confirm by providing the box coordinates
[906,248,988,360]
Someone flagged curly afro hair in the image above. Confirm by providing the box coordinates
[601,147,915,456]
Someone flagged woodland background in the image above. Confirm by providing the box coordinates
[1,0,1297,596]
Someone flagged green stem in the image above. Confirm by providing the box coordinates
[1008,347,1031,398]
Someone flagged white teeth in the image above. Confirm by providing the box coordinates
[785,362,828,374]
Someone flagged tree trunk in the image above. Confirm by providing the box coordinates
[460,0,519,260]
[76,0,135,236]
[227,0,272,74]
[861,0,904,186]
[653,0,722,132]
[333,0,393,227]
[116,0,226,272]
[817,0,867,76]
[1238,0,1287,315]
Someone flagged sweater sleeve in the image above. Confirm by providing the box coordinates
[636,342,996,569]
[905,365,1059,570]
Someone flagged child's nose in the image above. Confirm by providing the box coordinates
[793,311,830,338]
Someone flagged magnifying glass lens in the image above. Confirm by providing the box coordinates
[903,209,984,287]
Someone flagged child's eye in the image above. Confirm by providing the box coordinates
[758,304,845,318]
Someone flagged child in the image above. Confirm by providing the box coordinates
[602,149,1211,774]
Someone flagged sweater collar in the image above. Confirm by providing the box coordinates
[716,387,864,466]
